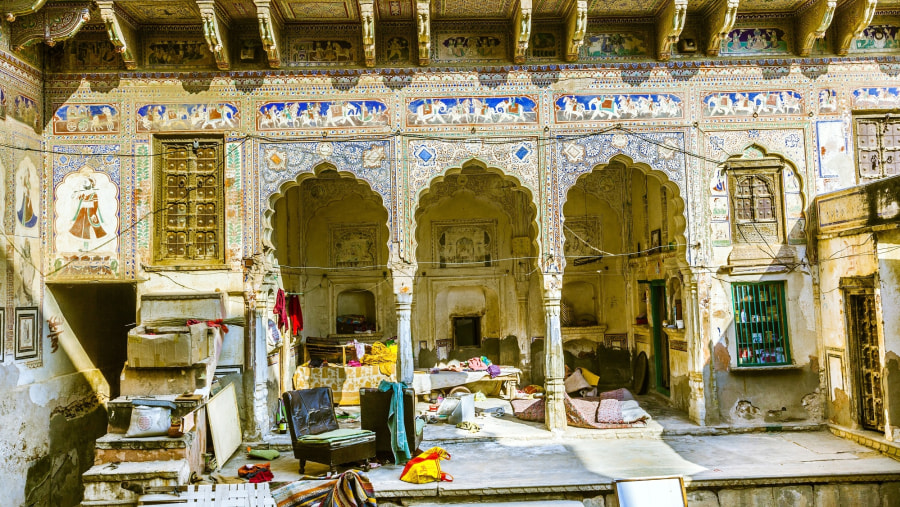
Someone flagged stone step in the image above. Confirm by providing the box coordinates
[94,432,196,465]
[119,360,216,397]
[410,502,584,506]
[107,395,203,434]
[82,459,191,505]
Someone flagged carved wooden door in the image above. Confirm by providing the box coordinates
[847,292,884,432]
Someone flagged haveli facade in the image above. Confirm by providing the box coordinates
[0,0,899,504]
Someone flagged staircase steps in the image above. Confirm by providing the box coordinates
[82,459,191,506]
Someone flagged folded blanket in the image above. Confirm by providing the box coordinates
[511,393,649,429]
[599,388,634,401]
[298,428,374,443]
[272,471,376,507]
[595,398,650,424]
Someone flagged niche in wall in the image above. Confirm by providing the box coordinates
[562,280,597,327]
[336,289,376,333]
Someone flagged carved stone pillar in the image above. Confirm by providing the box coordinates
[543,285,567,430]
[396,291,414,385]
[686,273,707,424]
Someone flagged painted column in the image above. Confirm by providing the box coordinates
[396,291,414,385]
[543,284,567,430]
[685,272,707,425]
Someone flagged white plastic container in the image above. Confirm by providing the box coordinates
[447,393,476,425]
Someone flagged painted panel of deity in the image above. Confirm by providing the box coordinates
[581,31,648,58]
[14,236,39,306]
[144,39,214,68]
[10,94,40,133]
[0,86,5,119]
[257,100,389,129]
[54,167,119,257]
[435,34,507,63]
[703,90,803,117]
[406,96,538,126]
[563,217,601,260]
[852,25,900,52]
[137,103,240,132]
[817,120,854,179]
[330,225,378,268]
[433,220,497,268]
[853,87,900,108]
[14,156,39,238]
[554,94,683,122]
[720,27,791,55]
[818,89,838,114]
[529,32,559,59]
[385,37,410,63]
[285,39,356,65]
[52,104,120,135]
[49,40,120,71]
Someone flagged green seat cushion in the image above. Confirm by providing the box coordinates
[298,428,375,443]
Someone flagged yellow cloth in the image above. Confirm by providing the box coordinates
[579,367,600,387]
[362,342,396,376]
[400,447,452,484]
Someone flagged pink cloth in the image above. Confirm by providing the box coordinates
[273,289,288,331]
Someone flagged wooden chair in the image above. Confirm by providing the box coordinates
[359,387,424,462]
[282,387,376,475]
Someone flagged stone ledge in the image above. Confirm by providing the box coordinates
[83,459,190,482]
[829,424,900,461]
[96,432,194,450]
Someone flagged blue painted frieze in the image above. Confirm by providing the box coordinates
[52,104,120,134]
[257,100,389,129]
[703,91,803,117]
[406,97,537,126]
[136,103,239,132]
[554,94,683,122]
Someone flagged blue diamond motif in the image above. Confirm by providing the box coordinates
[417,147,434,163]
[514,146,530,161]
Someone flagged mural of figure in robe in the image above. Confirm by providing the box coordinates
[17,168,37,229]
[69,176,107,250]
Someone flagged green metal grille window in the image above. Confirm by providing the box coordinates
[731,281,791,366]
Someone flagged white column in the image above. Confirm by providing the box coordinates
[395,291,414,385]
[543,285,567,430]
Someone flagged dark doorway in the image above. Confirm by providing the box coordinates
[453,316,481,348]
[650,282,670,395]
[847,290,884,432]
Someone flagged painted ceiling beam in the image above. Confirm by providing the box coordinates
[359,0,375,67]
[3,0,48,22]
[833,0,877,56]
[97,1,138,70]
[10,2,91,50]
[513,0,533,64]
[197,0,231,70]
[564,0,587,62]
[416,0,430,66]
[656,0,688,61]
[795,0,836,57]
[704,0,739,56]
[254,0,283,68]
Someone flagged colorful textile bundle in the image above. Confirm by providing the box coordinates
[238,463,273,483]
[362,342,396,376]
[400,447,453,484]
[271,471,376,507]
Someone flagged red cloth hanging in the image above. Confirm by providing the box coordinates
[288,294,303,336]
[273,289,289,331]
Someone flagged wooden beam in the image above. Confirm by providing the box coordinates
[10,2,91,50]
[97,1,138,70]
[656,0,688,61]
[359,0,375,67]
[254,0,283,68]
[796,0,836,57]
[3,0,48,22]
[564,0,587,62]
[704,0,739,56]
[416,0,430,65]
[833,0,877,56]
[513,0,533,64]
[197,0,231,70]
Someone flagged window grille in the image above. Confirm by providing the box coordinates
[731,281,791,366]
[855,116,900,181]
[154,137,225,265]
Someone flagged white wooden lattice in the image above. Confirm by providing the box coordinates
[139,483,276,507]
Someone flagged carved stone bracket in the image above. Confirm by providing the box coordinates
[513,0,533,64]
[97,1,138,70]
[656,0,688,61]
[834,0,877,56]
[564,0,587,62]
[11,2,90,50]
[704,0,739,56]
[197,0,231,70]
[254,0,283,68]
[796,0,836,57]
[416,0,430,66]
[3,0,47,22]
[359,0,376,67]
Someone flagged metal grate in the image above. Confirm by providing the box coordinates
[732,281,791,366]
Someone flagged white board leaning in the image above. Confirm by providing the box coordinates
[615,476,688,507]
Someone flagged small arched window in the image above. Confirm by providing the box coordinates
[726,157,785,245]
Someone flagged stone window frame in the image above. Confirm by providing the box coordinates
[853,114,900,182]
[725,158,785,246]
[152,135,226,268]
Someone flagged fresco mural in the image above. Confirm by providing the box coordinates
[529,32,558,58]
[406,96,537,126]
[433,220,496,268]
[54,167,119,257]
[581,31,648,58]
[10,94,40,133]
[145,39,214,67]
[703,91,803,117]
[52,104,120,134]
[436,34,507,62]
[554,94,683,121]
[816,120,853,179]
[720,28,790,55]
[818,89,838,114]
[14,156,39,238]
[285,39,356,65]
[0,86,4,119]
[852,25,900,51]
[853,87,900,108]
[14,237,39,306]
[136,103,239,132]
[385,37,410,62]
[257,100,389,129]
[50,40,120,71]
